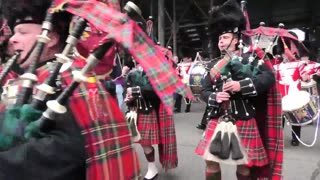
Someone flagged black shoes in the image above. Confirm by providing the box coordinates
[185,105,191,113]
[196,123,206,130]
[174,106,190,113]
[291,139,299,146]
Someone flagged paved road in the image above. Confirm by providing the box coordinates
[133,102,320,180]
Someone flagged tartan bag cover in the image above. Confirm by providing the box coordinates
[53,0,193,115]
[60,59,140,180]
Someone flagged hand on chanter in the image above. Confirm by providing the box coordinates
[124,87,134,102]
[223,81,241,92]
[216,92,230,103]
[121,66,130,77]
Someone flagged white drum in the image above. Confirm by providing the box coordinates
[282,91,318,126]
[301,79,319,108]
[301,80,318,97]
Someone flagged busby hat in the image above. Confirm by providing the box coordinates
[2,0,50,26]
[180,46,194,59]
[208,0,246,38]
[1,0,71,41]
[272,31,295,56]
[272,38,285,56]
[299,41,310,57]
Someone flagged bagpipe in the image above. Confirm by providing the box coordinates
[0,1,142,148]
[208,22,282,84]
[204,48,248,164]
[122,1,156,143]
[0,2,92,148]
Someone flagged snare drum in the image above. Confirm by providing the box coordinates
[282,91,318,126]
[188,61,207,96]
[301,80,319,107]
[301,80,318,96]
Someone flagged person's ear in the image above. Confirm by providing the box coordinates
[232,38,239,45]
[46,32,60,48]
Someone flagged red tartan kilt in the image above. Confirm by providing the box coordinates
[67,79,141,180]
[137,109,161,146]
[195,118,269,167]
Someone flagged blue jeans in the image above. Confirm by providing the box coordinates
[116,84,124,108]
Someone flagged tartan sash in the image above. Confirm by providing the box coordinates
[62,59,141,180]
[209,56,232,80]
[249,47,284,179]
[127,69,178,170]
[158,103,178,170]
[53,0,193,115]
[137,103,178,170]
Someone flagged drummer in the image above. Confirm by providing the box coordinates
[299,43,320,97]
[174,46,195,113]
[273,36,312,146]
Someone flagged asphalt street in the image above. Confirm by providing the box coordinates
[133,101,320,180]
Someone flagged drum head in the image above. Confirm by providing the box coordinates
[188,62,207,95]
[282,91,319,126]
[282,91,310,111]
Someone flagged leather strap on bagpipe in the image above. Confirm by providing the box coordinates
[58,0,193,114]
[209,55,233,81]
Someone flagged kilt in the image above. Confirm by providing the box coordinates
[195,118,269,167]
[137,109,161,145]
[136,104,178,170]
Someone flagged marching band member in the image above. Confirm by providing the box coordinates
[195,0,283,179]
[0,0,140,179]
[299,48,320,96]
[273,35,313,146]
[174,46,194,113]
[125,60,178,180]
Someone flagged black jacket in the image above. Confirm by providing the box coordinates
[201,57,275,120]
[126,69,161,114]
[0,110,86,180]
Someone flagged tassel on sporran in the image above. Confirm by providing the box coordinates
[125,108,141,142]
